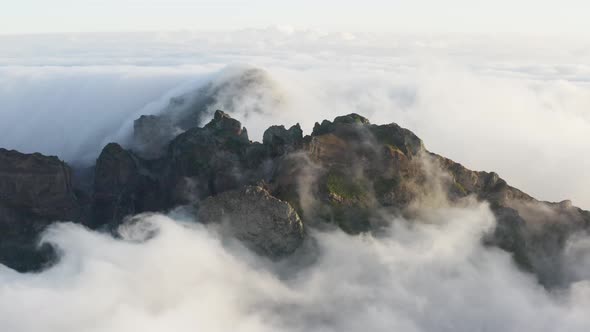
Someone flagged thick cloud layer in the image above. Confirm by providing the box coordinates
[1,204,590,332]
[1,30,588,207]
[0,65,220,164]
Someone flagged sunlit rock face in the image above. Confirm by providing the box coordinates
[1,109,589,288]
[263,124,304,157]
[197,185,305,258]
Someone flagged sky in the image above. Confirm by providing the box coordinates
[2,0,590,35]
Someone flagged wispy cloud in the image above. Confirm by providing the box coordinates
[2,30,587,207]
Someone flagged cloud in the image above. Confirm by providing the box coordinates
[1,203,590,332]
[0,65,218,164]
[2,30,588,206]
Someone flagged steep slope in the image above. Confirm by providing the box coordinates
[0,149,84,271]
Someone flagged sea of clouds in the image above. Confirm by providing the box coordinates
[1,29,588,207]
[2,203,590,332]
[1,29,590,331]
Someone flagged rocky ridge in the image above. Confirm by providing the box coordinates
[197,185,305,257]
[0,110,588,287]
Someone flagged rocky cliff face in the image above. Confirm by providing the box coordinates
[92,143,167,229]
[197,186,304,257]
[0,111,588,287]
[0,149,82,271]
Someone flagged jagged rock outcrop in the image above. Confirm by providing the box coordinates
[130,67,282,159]
[1,110,589,287]
[92,143,166,228]
[197,186,305,257]
[92,110,272,223]
[166,110,264,204]
[263,124,303,157]
[0,149,82,271]
[272,113,426,233]
[431,153,590,285]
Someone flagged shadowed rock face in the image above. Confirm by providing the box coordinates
[166,110,260,204]
[92,143,167,229]
[0,148,81,271]
[0,149,79,219]
[1,111,589,287]
[263,124,303,157]
[197,186,305,258]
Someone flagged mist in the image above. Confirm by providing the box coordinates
[1,201,590,332]
[1,30,589,207]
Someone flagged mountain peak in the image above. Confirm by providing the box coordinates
[0,111,587,287]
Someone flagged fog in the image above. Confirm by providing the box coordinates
[1,202,590,332]
[1,30,588,207]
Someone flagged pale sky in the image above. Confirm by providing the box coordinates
[1,0,589,35]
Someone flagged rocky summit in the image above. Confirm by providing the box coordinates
[0,110,588,287]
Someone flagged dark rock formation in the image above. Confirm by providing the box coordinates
[129,67,281,159]
[0,149,81,271]
[263,124,303,157]
[197,186,305,257]
[92,143,166,229]
[93,110,270,223]
[1,110,589,288]
[166,110,261,204]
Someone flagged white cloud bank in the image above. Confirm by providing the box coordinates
[1,204,590,332]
